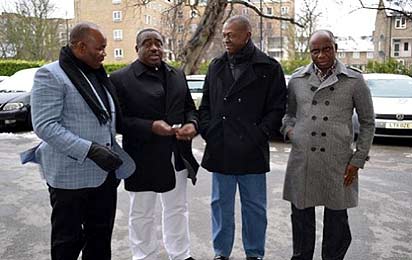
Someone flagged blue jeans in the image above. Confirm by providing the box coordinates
[211,172,267,258]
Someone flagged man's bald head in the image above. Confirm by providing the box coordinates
[222,15,252,55]
[69,22,103,48]
[224,15,252,33]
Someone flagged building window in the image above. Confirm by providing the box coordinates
[266,7,272,15]
[266,22,272,30]
[114,48,123,58]
[404,42,409,51]
[113,11,122,22]
[338,52,346,58]
[394,39,400,56]
[242,8,248,15]
[395,17,406,29]
[367,52,373,59]
[144,15,151,24]
[281,7,289,15]
[178,40,184,48]
[113,29,123,40]
[190,10,199,18]
[177,10,183,18]
[352,52,360,59]
[178,25,184,33]
[397,59,405,65]
[112,0,121,4]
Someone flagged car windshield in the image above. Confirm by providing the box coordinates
[187,80,204,93]
[0,68,38,92]
[367,78,412,98]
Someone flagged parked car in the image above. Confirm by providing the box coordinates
[186,74,205,108]
[0,76,9,83]
[0,68,39,128]
[353,73,412,138]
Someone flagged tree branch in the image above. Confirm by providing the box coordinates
[228,0,304,27]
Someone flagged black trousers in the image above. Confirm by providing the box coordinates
[291,204,352,260]
[48,174,120,260]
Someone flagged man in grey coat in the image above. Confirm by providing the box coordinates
[281,30,375,260]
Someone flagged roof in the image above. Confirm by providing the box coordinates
[336,36,374,52]
[382,0,412,16]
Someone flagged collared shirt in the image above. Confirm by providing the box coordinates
[314,60,337,82]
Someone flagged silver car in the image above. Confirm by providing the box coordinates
[354,73,412,138]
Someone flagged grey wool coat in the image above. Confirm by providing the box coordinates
[281,60,375,210]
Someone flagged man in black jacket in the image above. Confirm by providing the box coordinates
[110,28,198,260]
[199,16,287,260]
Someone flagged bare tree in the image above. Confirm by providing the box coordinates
[294,0,321,59]
[126,0,302,74]
[0,0,62,60]
[357,0,412,20]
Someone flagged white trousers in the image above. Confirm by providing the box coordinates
[128,168,191,260]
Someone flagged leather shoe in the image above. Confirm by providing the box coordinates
[214,256,229,260]
[246,257,263,260]
[185,258,196,260]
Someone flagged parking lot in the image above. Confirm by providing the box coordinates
[0,129,411,260]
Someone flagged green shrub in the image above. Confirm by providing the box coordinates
[365,59,412,76]
[0,60,46,76]
[281,58,311,75]
[104,63,128,74]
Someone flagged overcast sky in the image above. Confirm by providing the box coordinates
[1,0,378,37]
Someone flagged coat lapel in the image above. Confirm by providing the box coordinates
[226,63,257,97]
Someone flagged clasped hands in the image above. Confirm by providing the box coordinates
[152,120,197,141]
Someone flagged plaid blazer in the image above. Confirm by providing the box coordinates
[28,61,134,189]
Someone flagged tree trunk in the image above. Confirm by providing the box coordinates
[180,0,227,75]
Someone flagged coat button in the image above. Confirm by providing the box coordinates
[330,87,335,91]
[323,116,328,121]
[238,98,242,103]
[320,148,326,152]
[312,100,317,105]
[222,116,226,120]
[311,86,317,91]
[311,131,316,136]
[321,132,326,137]
[311,147,316,151]
[312,116,317,120]
[106,143,110,147]
[223,97,227,102]
[325,100,330,105]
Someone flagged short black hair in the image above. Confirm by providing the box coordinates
[225,15,252,32]
[69,22,101,47]
[135,28,164,47]
[310,29,337,46]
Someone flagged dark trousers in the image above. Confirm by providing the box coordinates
[291,204,352,260]
[48,174,120,260]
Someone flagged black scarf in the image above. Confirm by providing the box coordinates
[59,46,114,125]
[227,39,256,65]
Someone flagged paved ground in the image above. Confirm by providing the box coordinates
[0,130,411,260]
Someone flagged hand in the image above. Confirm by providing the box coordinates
[287,129,294,140]
[176,123,197,141]
[151,120,175,136]
[87,143,123,172]
[344,164,359,186]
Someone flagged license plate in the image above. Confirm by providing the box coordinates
[385,122,412,129]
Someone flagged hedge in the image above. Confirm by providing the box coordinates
[0,59,209,76]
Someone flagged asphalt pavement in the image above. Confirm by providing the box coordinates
[0,131,411,260]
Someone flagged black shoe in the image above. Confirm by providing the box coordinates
[246,257,263,260]
[214,256,229,260]
[185,258,196,260]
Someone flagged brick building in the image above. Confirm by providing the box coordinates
[73,0,295,63]
[373,0,412,67]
